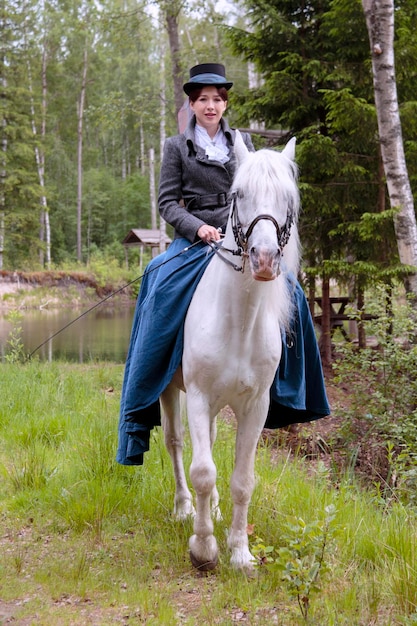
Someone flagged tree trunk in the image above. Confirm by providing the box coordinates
[159,35,166,156]
[41,44,51,269]
[0,212,4,270]
[307,272,315,320]
[163,4,184,116]
[28,49,50,269]
[320,276,332,367]
[139,120,145,175]
[362,0,417,302]
[0,90,5,270]
[149,147,157,230]
[385,282,393,336]
[159,33,167,251]
[77,44,88,262]
[357,286,367,349]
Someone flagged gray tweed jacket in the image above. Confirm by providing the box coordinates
[158,115,254,242]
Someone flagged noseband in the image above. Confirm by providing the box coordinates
[230,191,294,256]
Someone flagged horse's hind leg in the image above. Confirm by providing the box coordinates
[160,383,195,519]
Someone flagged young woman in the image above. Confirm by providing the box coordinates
[117,63,330,466]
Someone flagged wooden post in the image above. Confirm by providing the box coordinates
[357,286,366,349]
[320,276,332,366]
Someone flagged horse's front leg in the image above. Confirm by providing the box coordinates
[187,394,218,570]
[228,401,268,571]
[209,416,222,521]
[160,382,195,519]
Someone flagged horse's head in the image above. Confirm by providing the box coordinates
[229,137,300,282]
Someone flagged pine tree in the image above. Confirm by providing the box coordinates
[227,0,415,361]
[2,0,43,267]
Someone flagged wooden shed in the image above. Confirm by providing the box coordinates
[122,229,172,270]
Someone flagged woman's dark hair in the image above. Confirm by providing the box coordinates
[188,86,229,103]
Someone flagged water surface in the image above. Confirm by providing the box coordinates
[0,304,135,363]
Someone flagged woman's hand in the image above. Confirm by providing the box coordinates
[197,224,222,243]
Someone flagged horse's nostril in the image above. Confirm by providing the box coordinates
[250,246,257,255]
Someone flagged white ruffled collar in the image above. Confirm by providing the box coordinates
[194,124,230,164]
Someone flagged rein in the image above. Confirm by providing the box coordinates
[27,239,203,360]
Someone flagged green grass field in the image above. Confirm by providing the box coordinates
[1,362,416,625]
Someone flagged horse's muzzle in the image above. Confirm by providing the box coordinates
[249,247,281,281]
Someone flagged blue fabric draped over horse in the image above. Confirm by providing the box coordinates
[117,237,330,466]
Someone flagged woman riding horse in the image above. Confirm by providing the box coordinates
[117,63,330,466]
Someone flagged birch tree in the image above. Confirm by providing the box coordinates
[0,114,5,271]
[362,0,417,300]
[28,47,51,269]
[159,31,167,250]
[77,43,88,262]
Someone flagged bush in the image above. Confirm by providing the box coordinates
[333,286,417,504]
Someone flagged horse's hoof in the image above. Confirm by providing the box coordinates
[174,505,196,520]
[189,551,218,571]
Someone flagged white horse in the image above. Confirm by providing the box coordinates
[160,133,300,572]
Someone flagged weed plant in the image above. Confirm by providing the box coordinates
[4,310,26,363]
[1,361,417,623]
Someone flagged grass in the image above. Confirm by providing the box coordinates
[1,362,417,624]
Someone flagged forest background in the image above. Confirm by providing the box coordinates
[3,0,417,283]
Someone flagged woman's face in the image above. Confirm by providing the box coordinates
[190,86,227,135]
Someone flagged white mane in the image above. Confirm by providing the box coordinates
[231,148,300,224]
[229,146,301,286]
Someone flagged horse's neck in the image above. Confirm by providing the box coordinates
[210,235,292,331]
[222,228,236,248]
[203,257,281,354]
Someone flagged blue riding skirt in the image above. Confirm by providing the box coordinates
[117,238,330,466]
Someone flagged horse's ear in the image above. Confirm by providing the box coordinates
[234,129,249,166]
[281,137,296,161]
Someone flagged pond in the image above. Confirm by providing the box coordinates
[0,304,136,363]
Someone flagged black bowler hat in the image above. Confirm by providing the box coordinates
[183,63,233,95]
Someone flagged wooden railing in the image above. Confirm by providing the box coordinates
[313,297,377,344]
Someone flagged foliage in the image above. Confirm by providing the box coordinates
[226,0,417,291]
[2,0,160,269]
[3,0,417,308]
[251,504,338,621]
[333,285,417,505]
[2,0,256,270]
[4,310,26,363]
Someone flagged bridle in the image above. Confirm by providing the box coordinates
[230,191,294,253]
[209,191,294,273]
